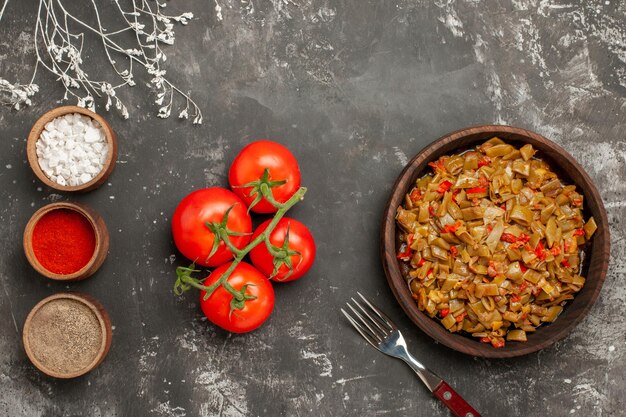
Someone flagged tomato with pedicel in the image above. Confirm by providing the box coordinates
[228,140,301,213]
[200,262,275,333]
[172,188,252,268]
[250,217,316,282]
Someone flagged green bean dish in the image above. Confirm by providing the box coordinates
[395,138,597,348]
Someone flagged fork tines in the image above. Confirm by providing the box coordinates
[341,292,397,349]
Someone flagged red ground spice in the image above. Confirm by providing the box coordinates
[32,209,96,275]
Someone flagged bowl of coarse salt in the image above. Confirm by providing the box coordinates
[27,106,118,192]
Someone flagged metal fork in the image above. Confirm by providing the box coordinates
[342,293,482,417]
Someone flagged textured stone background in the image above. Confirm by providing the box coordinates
[1,1,625,416]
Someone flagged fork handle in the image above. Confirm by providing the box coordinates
[433,381,482,417]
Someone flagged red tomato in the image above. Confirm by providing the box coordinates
[172,188,251,267]
[228,140,301,213]
[200,262,274,333]
[250,218,316,282]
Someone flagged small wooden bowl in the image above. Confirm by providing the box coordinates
[23,292,112,379]
[23,201,109,281]
[26,105,118,193]
[381,125,610,358]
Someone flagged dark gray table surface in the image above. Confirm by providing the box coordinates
[1,1,625,416]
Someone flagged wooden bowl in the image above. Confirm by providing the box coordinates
[26,106,118,193]
[23,201,109,281]
[23,292,112,379]
[381,125,610,358]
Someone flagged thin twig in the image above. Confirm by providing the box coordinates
[1,0,201,122]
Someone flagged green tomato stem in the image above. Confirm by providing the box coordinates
[178,186,307,302]
[264,235,281,257]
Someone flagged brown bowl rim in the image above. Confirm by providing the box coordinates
[26,105,118,193]
[380,124,610,358]
[22,292,112,379]
[23,201,108,281]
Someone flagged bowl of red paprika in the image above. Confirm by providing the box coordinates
[23,201,109,281]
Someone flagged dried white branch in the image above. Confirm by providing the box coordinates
[0,79,39,110]
[0,0,40,109]
[0,0,202,123]
[0,0,8,21]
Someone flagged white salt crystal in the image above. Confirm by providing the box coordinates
[57,118,71,135]
[35,112,108,187]
[72,123,84,135]
[84,127,100,143]
[72,148,86,159]
[39,159,49,171]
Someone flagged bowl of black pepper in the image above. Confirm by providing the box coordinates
[22,292,112,378]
